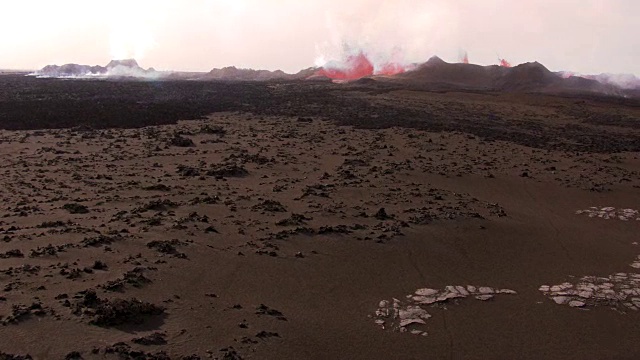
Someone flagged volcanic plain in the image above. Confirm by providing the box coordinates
[1,74,640,359]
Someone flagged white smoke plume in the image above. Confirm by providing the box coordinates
[314,0,459,71]
[593,74,640,90]
[105,0,170,61]
[560,71,640,90]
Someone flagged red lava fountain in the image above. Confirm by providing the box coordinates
[317,52,374,80]
[377,62,406,76]
[462,52,469,64]
[499,58,512,67]
[317,51,409,80]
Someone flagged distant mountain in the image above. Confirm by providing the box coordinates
[494,62,558,90]
[106,59,141,70]
[28,57,638,96]
[202,66,320,81]
[33,60,317,81]
[395,56,501,89]
[204,66,288,81]
[37,63,107,77]
[393,57,620,95]
[34,59,154,78]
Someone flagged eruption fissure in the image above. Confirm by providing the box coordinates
[499,58,512,67]
[316,51,413,80]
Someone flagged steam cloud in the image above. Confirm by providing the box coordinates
[314,0,457,78]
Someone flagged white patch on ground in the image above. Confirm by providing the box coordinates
[543,208,640,310]
[373,285,517,336]
[539,274,640,311]
[576,207,640,221]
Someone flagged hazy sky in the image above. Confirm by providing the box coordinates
[0,0,638,75]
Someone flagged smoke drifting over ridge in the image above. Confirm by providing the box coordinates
[32,59,160,79]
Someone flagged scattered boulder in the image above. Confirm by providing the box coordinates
[0,249,24,259]
[168,134,195,147]
[147,240,187,258]
[134,200,179,213]
[276,213,312,226]
[103,268,152,291]
[206,163,249,178]
[374,208,393,220]
[0,352,33,360]
[132,332,167,345]
[252,200,287,213]
[63,203,89,214]
[255,304,287,321]
[92,298,164,327]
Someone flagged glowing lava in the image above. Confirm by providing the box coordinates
[316,51,410,80]
[316,52,374,80]
[499,58,512,67]
[461,51,469,64]
[377,62,407,76]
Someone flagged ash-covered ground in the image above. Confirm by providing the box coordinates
[1,75,640,359]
